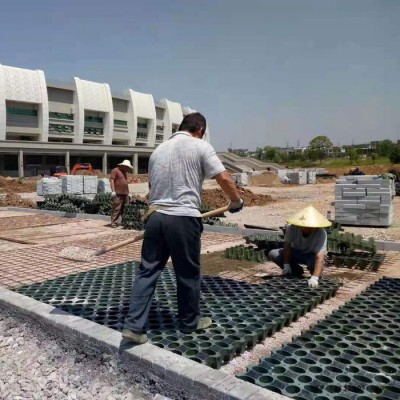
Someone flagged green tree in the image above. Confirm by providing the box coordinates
[371,152,378,164]
[309,135,333,162]
[255,147,263,160]
[375,140,395,157]
[389,146,400,164]
[348,148,359,164]
[263,146,277,161]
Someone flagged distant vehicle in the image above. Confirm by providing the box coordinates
[50,163,94,177]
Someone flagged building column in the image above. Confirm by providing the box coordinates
[18,150,24,179]
[103,152,107,174]
[132,153,138,175]
[65,151,70,174]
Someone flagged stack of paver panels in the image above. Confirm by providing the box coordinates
[83,176,98,194]
[61,175,84,195]
[39,178,62,195]
[335,175,395,227]
[287,171,307,185]
[97,178,112,193]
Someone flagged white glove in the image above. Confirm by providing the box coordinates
[228,198,244,213]
[282,264,291,276]
[308,276,319,288]
[111,191,116,197]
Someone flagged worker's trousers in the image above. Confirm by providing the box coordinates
[111,194,128,225]
[124,212,203,333]
[268,248,316,276]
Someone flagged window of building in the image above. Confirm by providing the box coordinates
[137,132,148,140]
[49,112,73,120]
[6,108,38,117]
[156,125,164,132]
[135,143,147,147]
[114,119,128,126]
[85,116,103,123]
[137,122,147,129]
[156,134,163,141]
[84,127,103,135]
[49,124,74,134]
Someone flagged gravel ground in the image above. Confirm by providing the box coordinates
[0,310,155,400]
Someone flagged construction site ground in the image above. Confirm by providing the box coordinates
[1,179,400,399]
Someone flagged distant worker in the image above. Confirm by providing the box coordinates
[122,112,244,344]
[110,160,133,228]
[349,167,365,176]
[269,206,331,288]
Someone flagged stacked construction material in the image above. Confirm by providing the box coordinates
[286,171,307,185]
[61,175,84,195]
[232,172,249,187]
[36,180,43,196]
[335,175,395,227]
[97,178,112,193]
[307,171,317,184]
[40,178,62,196]
[83,175,98,194]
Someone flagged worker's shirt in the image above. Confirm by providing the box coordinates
[149,131,225,217]
[285,225,327,254]
[110,167,129,195]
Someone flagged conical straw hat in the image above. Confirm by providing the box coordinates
[287,205,331,228]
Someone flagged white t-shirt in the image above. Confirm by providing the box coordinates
[148,131,225,217]
[285,225,327,254]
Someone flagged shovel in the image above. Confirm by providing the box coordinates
[59,205,229,262]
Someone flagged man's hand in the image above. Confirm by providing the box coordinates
[228,198,244,213]
[308,276,319,288]
[282,263,292,276]
[111,191,116,197]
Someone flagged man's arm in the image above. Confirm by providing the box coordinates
[110,179,115,193]
[283,241,291,264]
[214,171,241,202]
[312,251,325,278]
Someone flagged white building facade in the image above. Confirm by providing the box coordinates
[0,64,208,177]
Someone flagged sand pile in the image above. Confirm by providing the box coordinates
[249,172,282,187]
[326,165,399,176]
[202,188,274,208]
[0,193,37,208]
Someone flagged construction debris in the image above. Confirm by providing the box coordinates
[202,188,274,208]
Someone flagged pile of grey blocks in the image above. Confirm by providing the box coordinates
[307,171,317,184]
[97,178,112,193]
[61,175,84,195]
[232,173,249,187]
[287,171,308,185]
[38,178,62,196]
[83,176,98,194]
[335,175,395,227]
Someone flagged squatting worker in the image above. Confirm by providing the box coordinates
[269,205,331,288]
[110,160,133,228]
[122,112,244,344]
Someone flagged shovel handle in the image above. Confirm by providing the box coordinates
[200,205,229,219]
[96,205,229,255]
[95,233,144,255]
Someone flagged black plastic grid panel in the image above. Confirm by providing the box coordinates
[238,278,400,399]
[13,262,339,369]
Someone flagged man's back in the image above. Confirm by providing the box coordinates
[149,132,224,217]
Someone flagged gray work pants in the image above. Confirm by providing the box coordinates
[268,248,316,276]
[124,212,203,333]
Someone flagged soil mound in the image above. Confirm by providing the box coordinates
[202,188,274,208]
[0,193,37,208]
[0,177,37,193]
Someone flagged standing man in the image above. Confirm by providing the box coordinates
[110,160,133,228]
[122,112,244,344]
[268,206,331,288]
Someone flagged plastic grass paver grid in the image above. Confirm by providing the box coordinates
[239,278,400,400]
[13,263,339,369]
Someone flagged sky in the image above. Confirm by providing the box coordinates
[0,0,399,151]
